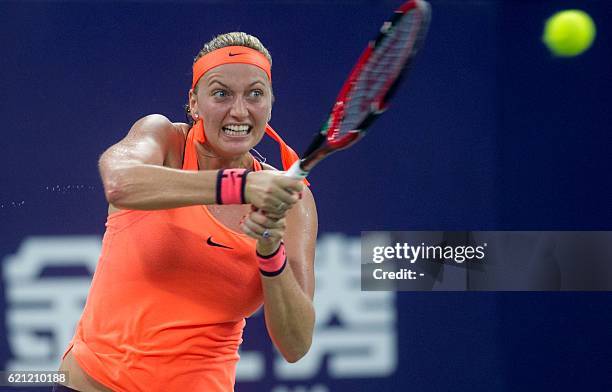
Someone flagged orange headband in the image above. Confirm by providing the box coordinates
[192,46,272,89]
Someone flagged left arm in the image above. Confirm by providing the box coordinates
[242,187,318,362]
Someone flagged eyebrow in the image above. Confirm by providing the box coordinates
[207,79,230,89]
[207,79,266,89]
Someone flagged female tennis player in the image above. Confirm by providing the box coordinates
[55,32,317,392]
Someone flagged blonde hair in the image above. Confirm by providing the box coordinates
[194,32,272,66]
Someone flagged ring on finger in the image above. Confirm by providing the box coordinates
[262,229,271,239]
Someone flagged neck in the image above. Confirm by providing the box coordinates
[194,142,252,171]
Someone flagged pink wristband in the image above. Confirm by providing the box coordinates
[257,242,287,277]
[216,169,249,204]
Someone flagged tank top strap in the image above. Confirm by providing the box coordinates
[182,126,199,171]
[252,158,262,171]
[182,127,264,172]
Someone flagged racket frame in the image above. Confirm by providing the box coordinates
[286,0,431,179]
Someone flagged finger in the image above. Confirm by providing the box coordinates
[261,211,284,220]
[246,214,286,234]
[243,216,285,241]
[249,212,286,229]
[241,219,270,240]
[270,192,302,214]
[242,224,282,242]
[240,223,259,240]
[258,200,288,216]
[249,205,283,221]
[243,216,272,238]
[276,175,305,193]
[251,193,289,213]
[248,210,268,225]
[272,189,300,206]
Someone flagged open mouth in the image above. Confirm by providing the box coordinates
[222,124,252,137]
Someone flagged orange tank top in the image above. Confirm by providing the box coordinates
[63,128,264,391]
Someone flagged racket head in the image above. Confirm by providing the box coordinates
[299,0,431,172]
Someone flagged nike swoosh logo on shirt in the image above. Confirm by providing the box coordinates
[206,236,233,249]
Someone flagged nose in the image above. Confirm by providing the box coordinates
[229,96,249,119]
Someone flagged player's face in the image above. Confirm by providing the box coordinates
[191,63,272,158]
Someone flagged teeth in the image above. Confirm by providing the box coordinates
[222,124,251,136]
[224,124,250,132]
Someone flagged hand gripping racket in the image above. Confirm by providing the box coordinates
[286,0,431,179]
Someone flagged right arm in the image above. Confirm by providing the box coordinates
[99,114,218,210]
[99,114,301,211]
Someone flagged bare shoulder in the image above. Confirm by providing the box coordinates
[133,113,174,131]
[131,114,186,141]
[103,116,190,215]
[101,114,189,170]
[136,115,188,168]
[172,121,191,141]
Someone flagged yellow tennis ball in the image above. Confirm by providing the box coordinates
[542,10,596,57]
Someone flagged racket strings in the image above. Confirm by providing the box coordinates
[339,7,423,135]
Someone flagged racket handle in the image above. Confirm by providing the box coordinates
[286,160,309,179]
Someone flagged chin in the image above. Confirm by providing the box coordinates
[206,129,264,158]
[216,140,256,158]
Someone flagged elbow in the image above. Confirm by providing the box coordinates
[100,164,129,207]
[283,351,308,364]
[281,302,316,363]
[100,157,119,205]
[99,154,141,208]
[280,334,313,363]
[104,180,124,206]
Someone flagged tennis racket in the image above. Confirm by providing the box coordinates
[286,0,431,179]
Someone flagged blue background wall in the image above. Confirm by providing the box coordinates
[1,0,611,391]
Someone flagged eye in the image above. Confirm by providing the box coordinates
[248,89,264,99]
[212,89,229,98]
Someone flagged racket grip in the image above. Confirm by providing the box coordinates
[285,160,309,179]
